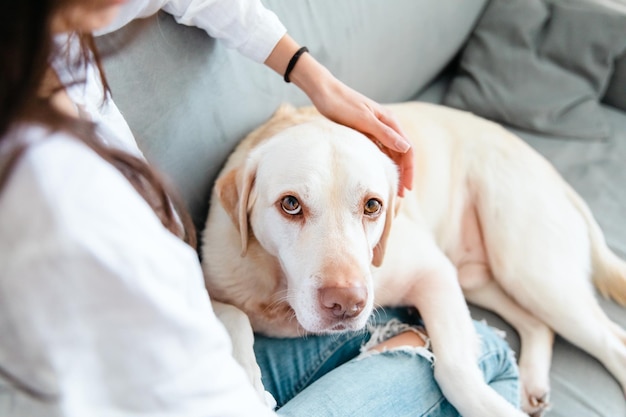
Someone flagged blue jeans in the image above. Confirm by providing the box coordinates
[254,308,520,416]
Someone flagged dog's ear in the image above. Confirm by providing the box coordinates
[372,191,399,267]
[372,161,402,267]
[215,169,240,226]
[215,163,257,256]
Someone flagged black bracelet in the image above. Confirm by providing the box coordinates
[284,46,309,83]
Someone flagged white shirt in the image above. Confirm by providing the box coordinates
[102,0,286,63]
[0,1,285,415]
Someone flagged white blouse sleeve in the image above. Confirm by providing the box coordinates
[102,0,286,63]
[0,132,276,417]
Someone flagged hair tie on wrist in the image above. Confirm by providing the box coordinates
[284,46,309,83]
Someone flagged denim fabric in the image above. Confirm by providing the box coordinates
[254,307,519,416]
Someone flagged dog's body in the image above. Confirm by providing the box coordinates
[202,103,626,416]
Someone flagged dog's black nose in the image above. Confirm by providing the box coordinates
[318,286,367,319]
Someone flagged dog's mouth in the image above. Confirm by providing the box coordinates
[297,310,371,334]
[325,320,361,333]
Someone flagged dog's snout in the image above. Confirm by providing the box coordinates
[318,286,367,318]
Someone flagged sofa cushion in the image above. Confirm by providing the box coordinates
[443,0,626,141]
[95,1,626,414]
[265,0,487,104]
[559,0,626,112]
[604,54,626,111]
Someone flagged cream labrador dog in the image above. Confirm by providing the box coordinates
[202,103,626,417]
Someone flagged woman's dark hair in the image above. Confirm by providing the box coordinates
[0,1,197,248]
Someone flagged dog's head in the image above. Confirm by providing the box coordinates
[216,113,399,333]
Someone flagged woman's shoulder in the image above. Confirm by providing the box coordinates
[2,124,132,204]
[0,124,152,243]
[0,122,200,281]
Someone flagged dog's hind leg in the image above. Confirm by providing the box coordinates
[460,264,554,417]
[511,276,626,397]
[479,201,626,397]
[484,239,626,398]
[469,150,626,397]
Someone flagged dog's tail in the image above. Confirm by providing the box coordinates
[565,183,626,306]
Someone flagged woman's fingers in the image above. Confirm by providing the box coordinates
[365,109,414,195]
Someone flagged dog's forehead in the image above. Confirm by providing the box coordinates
[260,119,387,168]
[253,119,395,196]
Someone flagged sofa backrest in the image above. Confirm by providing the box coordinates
[97,0,488,232]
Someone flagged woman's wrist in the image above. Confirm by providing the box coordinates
[264,34,301,78]
[288,52,338,104]
[264,35,338,105]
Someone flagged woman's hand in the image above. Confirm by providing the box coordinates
[301,75,414,197]
[265,35,414,197]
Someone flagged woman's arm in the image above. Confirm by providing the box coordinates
[99,0,413,195]
[101,0,286,63]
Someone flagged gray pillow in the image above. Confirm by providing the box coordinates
[604,54,626,111]
[443,0,626,140]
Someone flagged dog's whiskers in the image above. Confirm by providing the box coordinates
[371,303,386,322]
[262,290,291,314]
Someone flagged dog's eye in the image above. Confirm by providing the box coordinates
[364,198,382,216]
[281,195,302,215]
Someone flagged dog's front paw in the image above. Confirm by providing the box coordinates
[521,386,550,417]
[518,355,551,416]
[212,301,271,405]
[517,326,552,417]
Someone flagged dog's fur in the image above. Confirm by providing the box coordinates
[202,103,626,417]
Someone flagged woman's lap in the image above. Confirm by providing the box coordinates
[254,307,520,416]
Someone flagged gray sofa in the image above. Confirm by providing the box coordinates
[98,1,626,415]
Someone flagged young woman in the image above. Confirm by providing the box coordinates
[0,0,521,415]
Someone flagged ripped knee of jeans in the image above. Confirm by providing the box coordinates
[357,318,435,364]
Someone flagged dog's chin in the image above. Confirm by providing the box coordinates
[323,321,363,334]
[298,314,370,335]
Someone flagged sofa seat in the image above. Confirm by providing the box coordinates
[98,1,626,414]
